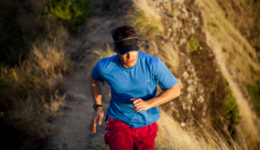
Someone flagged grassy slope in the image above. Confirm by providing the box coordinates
[198,0,260,148]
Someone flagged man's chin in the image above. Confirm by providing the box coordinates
[125,62,136,67]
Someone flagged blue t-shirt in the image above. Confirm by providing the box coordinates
[91,52,177,127]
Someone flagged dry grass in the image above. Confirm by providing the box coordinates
[126,0,163,38]
[159,43,180,74]
[156,109,250,150]
[198,0,260,148]
[140,40,180,74]
[198,0,260,85]
[0,27,72,149]
[92,44,115,66]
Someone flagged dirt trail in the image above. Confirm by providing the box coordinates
[206,33,259,139]
[42,1,132,150]
[42,68,110,150]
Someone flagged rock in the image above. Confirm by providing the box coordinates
[181,122,186,127]
[183,71,189,79]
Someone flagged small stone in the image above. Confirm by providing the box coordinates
[187,86,195,93]
[187,79,192,84]
[198,84,204,93]
[191,27,194,34]
[182,103,186,110]
[183,71,189,79]
[187,59,191,64]
[177,78,183,89]
[181,122,186,127]
[199,96,204,103]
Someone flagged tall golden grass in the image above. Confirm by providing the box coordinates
[198,0,260,148]
[92,44,115,66]
[126,0,164,38]
[156,109,250,150]
[0,27,72,149]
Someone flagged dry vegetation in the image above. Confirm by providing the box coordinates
[0,0,94,149]
[126,0,260,149]
[156,109,247,150]
[198,0,260,148]
[0,27,72,150]
[126,0,164,38]
[198,0,260,85]
[92,44,116,68]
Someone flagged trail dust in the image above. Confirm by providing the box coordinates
[206,32,259,143]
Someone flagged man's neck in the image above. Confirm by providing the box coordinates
[119,59,129,68]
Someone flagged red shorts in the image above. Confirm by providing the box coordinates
[104,115,158,150]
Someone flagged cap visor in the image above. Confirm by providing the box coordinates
[118,45,139,55]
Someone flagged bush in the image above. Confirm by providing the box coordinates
[223,79,240,125]
[246,82,260,118]
[189,35,199,52]
[46,0,94,32]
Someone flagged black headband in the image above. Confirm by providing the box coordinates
[114,37,139,55]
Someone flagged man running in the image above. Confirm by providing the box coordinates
[89,25,181,150]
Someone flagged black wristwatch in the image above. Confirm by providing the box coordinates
[93,104,102,110]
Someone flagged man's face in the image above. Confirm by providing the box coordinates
[114,47,138,68]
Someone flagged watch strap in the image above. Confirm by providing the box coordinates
[93,104,102,109]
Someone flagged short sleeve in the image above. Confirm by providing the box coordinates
[91,59,105,83]
[153,59,177,90]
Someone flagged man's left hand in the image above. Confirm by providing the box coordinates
[130,98,150,112]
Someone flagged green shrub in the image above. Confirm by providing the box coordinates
[246,82,260,118]
[223,79,240,125]
[46,0,93,31]
[189,35,199,52]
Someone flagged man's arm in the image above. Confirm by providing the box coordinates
[131,83,181,112]
[89,76,104,133]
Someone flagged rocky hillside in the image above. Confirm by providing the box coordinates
[137,0,227,133]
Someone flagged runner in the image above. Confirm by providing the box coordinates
[89,25,181,150]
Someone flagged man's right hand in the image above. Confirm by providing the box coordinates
[89,107,104,133]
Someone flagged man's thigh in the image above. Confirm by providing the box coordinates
[104,116,134,150]
[133,121,158,150]
[104,115,158,150]
[105,130,134,150]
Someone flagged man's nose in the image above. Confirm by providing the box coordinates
[126,52,133,59]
